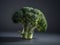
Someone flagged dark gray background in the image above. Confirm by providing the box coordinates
[0,0,60,33]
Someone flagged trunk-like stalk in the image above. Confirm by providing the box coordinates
[20,25,36,39]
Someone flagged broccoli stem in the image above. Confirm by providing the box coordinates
[20,24,36,39]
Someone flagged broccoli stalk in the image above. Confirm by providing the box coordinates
[19,23,36,39]
[12,7,48,39]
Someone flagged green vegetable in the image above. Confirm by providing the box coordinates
[12,7,48,39]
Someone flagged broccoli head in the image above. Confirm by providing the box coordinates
[12,7,48,39]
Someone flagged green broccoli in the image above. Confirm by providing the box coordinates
[12,7,48,39]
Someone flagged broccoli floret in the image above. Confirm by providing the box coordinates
[12,7,48,39]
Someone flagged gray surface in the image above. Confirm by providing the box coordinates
[0,32,60,45]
